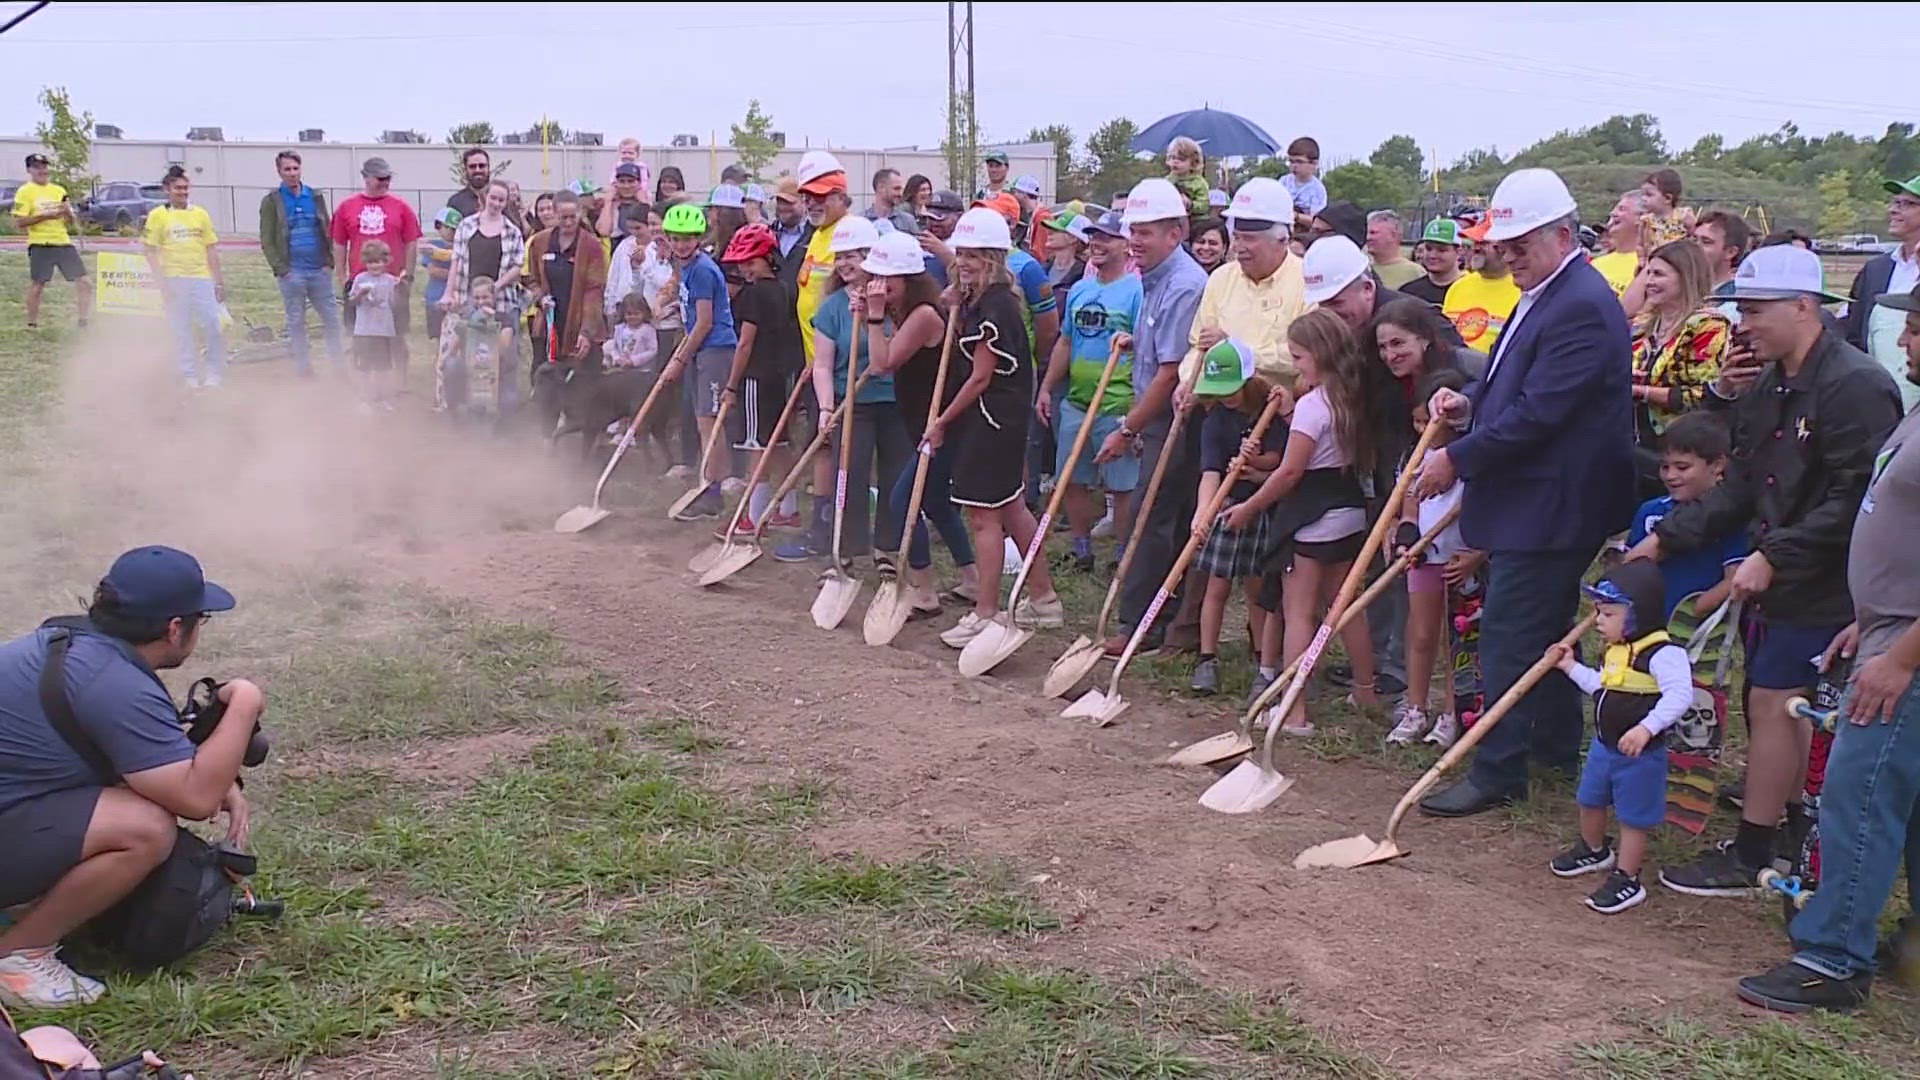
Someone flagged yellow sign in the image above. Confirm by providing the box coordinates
[95,250,162,316]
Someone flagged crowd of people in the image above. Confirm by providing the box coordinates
[5,135,1920,1021]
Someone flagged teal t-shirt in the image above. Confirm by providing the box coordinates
[1062,272,1141,414]
[810,289,896,405]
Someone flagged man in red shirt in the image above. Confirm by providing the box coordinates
[331,156,423,370]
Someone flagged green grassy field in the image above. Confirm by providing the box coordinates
[0,249,1912,1078]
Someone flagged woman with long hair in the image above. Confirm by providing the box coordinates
[1629,239,1729,493]
[932,209,1061,648]
[903,173,933,215]
[861,231,980,614]
[1190,217,1230,276]
[438,179,527,412]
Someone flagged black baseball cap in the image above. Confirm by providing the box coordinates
[613,162,644,180]
[920,189,966,216]
[1084,209,1127,239]
[25,153,49,168]
[104,546,235,620]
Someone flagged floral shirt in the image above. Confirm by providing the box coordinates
[1631,305,1730,440]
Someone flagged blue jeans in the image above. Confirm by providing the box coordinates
[276,267,342,374]
[883,441,975,570]
[1468,546,1596,793]
[1791,674,1920,979]
[162,277,225,384]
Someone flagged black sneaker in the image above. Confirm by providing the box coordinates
[1326,662,1354,689]
[1585,870,1647,914]
[1550,837,1616,878]
[1736,960,1871,1014]
[1658,846,1761,898]
[671,488,723,522]
[1072,551,1095,575]
[1719,778,1745,810]
[1190,657,1220,695]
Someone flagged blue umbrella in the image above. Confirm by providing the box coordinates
[1129,108,1279,159]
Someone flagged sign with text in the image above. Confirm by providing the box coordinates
[95,251,162,316]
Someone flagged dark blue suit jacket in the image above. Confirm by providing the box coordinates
[1447,255,1636,554]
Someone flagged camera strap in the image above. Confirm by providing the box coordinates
[39,623,124,787]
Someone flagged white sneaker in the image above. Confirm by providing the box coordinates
[665,464,693,480]
[1014,594,1065,629]
[940,611,991,648]
[1386,701,1429,745]
[1090,513,1115,540]
[1425,711,1461,748]
[720,476,747,497]
[1001,537,1023,576]
[0,946,106,1008]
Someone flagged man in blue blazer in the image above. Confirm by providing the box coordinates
[1411,168,1637,817]
[1845,175,1920,411]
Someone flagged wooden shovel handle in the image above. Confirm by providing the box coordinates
[1005,335,1126,611]
[718,374,810,533]
[753,364,875,542]
[588,366,676,504]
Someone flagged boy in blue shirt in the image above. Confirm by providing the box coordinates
[1626,411,1748,619]
[659,203,738,520]
[421,207,459,344]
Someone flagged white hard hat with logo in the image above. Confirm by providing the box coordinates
[1120,177,1186,225]
[828,214,880,253]
[1301,236,1370,305]
[796,149,846,188]
[862,230,926,276]
[951,207,1013,250]
[1483,168,1579,242]
[1224,177,1293,227]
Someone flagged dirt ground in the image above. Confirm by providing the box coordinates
[385,500,1793,1080]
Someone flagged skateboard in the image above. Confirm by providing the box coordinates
[1448,580,1484,727]
[1661,596,1740,834]
[1759,667,1846,924]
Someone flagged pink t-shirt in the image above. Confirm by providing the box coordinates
[1289,386,1366,543]
[331,193,423,276]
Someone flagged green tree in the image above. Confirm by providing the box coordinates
[1083,117,1155,205]
[940,92,976,192]
[1025,124,1077,195]
[1874,122,1920,183]
[1448,146,1504,175]
[729,99,780,180]
[525,119,564,145]
[1369,134,1424,185]
[1817,169,1858,236]
[33,86,96,197]
[448,121,495,145]
[1324,161,1413,212]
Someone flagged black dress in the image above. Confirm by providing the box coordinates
[950,282,1032,509]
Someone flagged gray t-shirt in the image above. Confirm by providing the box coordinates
[1131,245,1208,429]
[1851,405,1920,665]
[0,627,193,812]
[350,271,399,337]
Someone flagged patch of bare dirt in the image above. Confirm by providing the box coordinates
[284,729,550,788]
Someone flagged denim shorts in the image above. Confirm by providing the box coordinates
[1745,617,1849,691]
[1055,400,1139,492]
[1576,737,1668,830]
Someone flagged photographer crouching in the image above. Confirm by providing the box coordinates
[0,547,262,1009]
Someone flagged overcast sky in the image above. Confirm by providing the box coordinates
[0,1,1909,165]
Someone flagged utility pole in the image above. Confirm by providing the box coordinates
[946,1,976,193]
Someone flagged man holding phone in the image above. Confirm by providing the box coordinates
[1631,245,1903,899]
[13,153,93,331]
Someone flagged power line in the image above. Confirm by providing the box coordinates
[1,12,940,45]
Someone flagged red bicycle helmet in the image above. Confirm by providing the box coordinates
[721,223,777,265]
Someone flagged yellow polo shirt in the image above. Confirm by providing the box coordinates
[143,204,218,279]
[796,218,839,365]
[1591,251,1638,297]
[12,181,72,246]
[1181,256,1310,388]
[1444,271,1521,354]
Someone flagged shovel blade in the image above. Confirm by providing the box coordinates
[1061,687,1129,725]
[863,581,908,646]
[665,484,707,521]
[1042,637,1102,698]
[1292,835,1402,869]
[957,620,1033,678]
[554,505,611,533]
[1199,759,1295,814]
[1166,729,1253,767]
[811,574,861,629]
[688,540,731,575]
[697,543,761,587]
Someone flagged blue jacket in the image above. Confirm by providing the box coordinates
[1448,255,1636,554]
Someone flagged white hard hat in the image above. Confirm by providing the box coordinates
[1483,167,1578,242]
[796,150,845,188]
[1301,236,1370,306]
[828,214,880,254]
[1223,177,1292,227]
[1120,177,1185,225]
[952,207,1012,250]
[862,230,926,277]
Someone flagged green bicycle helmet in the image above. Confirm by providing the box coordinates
[662,203,708,236]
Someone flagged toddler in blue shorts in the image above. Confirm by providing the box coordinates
[1545,558,1694,914]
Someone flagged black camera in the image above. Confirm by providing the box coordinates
[179,677,269,767]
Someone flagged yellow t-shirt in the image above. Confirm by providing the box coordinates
[1591,251,1638,297]
[143,204,219,279]
[795,220,838,365]
[1444,271,1522,354]
[12,181,72,246]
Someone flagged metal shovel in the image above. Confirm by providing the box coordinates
[865,313,958,646]
[1042,349,1208,698]
[1062,388,1290,724]
[667,389,737,521]
[554,370,676,533]
[689,375,810,576]
[1200,418,1444,813]
[812,326,862,630]
[958,338,1127,677]
[1293,615,1595,867]
[1168,504,1462,766]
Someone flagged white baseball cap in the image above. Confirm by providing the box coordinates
[828,214,880,254]
[1723,244,1847,303]
[862,230,926,276]
[1224,177,1292,228]
[1012,175,1042,197]
[1301,236,1370,305]
[1483,168,1578,242]
[1120,177,1186,225]
[1208,188,1230,209]
[707,183,745,209]
[951,206,1013,250]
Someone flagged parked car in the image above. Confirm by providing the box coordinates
[77,181,166,231]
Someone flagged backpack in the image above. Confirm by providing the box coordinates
[36,620,256,968]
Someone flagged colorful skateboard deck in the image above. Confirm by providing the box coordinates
[1662,594,1740,834]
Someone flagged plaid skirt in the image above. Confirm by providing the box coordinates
[1194,502,1274,580]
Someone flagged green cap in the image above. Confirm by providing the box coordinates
[1420,218,1468,246]
[434,206,463,229]
[1885,175,1920,199]
[1195,337,1256,397]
